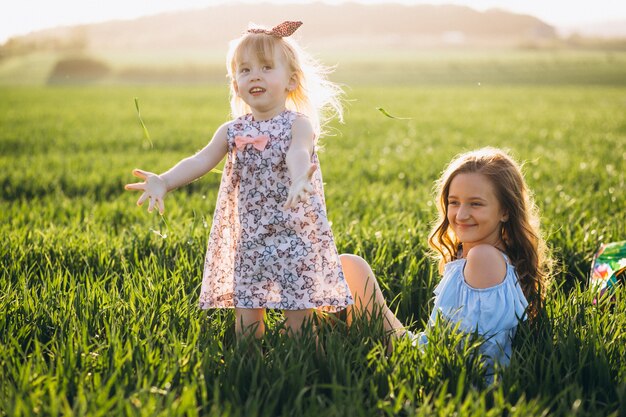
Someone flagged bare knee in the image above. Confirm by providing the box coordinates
[339,255,405,334]
[339,254,372,287]
[339,253,368,270]
[340,253,380,310]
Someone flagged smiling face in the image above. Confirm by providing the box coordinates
[446,172,508,256]
[232,46,296,121]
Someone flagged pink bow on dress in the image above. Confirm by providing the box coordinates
[235,135,269,151]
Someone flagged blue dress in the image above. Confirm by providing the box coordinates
[416,253,529,381]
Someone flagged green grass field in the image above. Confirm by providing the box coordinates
[1,54,625,416]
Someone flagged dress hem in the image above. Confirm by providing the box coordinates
[198,301,352,312]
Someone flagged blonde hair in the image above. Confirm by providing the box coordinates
[428,147,551,321]
[226,26,343,138]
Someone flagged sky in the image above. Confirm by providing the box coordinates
[2,0,625,43]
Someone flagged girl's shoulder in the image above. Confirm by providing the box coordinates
[291,113,313,130]
[283,110,309,127]
[463,245,509,289]
[292,111,309,120]
[434,247,528,331]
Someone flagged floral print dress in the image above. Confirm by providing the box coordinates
[198,110,353,312]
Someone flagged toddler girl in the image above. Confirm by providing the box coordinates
[125,21,353,338]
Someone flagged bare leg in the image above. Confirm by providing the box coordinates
[283,309,315,336]
[235,308,265,339]
[340,254,406,337]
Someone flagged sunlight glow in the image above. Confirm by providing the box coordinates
[1,0,625,43]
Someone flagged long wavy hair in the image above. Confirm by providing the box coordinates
[428,147,550,321]
[226,25,343,139]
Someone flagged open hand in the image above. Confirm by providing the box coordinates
[284,164,317,209]
[124,169,167,214]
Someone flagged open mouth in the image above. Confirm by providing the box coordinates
[249,87,266,95]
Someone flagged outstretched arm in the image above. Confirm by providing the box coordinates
[124,122,229,214]
[284,117,316,208]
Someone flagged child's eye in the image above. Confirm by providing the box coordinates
[239,68,250,74]
[448,201,460,206]
[471,202,483,207]
[262,65,272,71]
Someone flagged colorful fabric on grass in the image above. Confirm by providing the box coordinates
[590,240,626,302]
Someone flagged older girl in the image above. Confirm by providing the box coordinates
[341,147,550,379]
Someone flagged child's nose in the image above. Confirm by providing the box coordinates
[456,205,470,219]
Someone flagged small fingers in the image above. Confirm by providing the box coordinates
[156,198,165,215]
[137,193,149,206]
[284,194,294,209]
[132,169,151,180]
[284,181,315,209]
[147,196,156,213]
[125,182,146,191]
[297,190,309,204]
[306,164,317,179]
[290,191,305,208]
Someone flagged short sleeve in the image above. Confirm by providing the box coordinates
[430,260,528,336]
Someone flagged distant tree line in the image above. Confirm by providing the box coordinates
[47,57,111,85]
[0,28,87,60]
